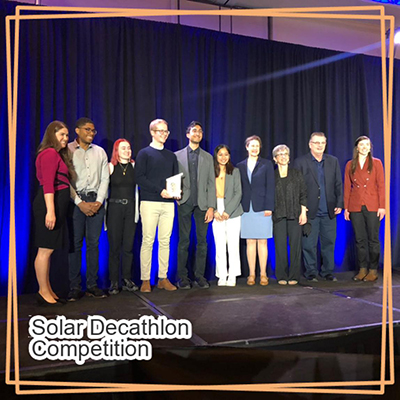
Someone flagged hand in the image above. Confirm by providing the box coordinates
[204,208,214,223]
[78,201,94,216]
[222,212,230,221]
[344,209,350,221]
[160,189,173,199]
[90,201,102,213]
[298,213,307,226]
[214,211,223,222]
[45,212,56,230]
[334,207,342,215]
[264,210,272,217]
[377,208,386,221]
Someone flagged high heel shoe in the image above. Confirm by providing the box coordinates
[55,298,67,304]
[36,293,63,307]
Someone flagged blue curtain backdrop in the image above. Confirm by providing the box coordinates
[0,1,398,296]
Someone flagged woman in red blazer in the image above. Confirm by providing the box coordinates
[344,136,385,282]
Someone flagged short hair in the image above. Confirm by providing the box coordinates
[110,138,133,166]
[309,132,326,142]
[149,118,168,132]
[186,121,203,134]
[244,135,262,148]
[76,117,94,129]
[272,144,290,159]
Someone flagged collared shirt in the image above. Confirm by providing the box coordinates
[68,139,109,205]
[187,146,200,206]
[311,154,329,216]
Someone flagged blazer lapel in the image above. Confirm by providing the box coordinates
[180,146,189,177]
[306,154,319,185]
[197,148,204,181]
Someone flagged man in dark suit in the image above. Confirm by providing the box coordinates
[175,121,216,289]
[293,132,343,282]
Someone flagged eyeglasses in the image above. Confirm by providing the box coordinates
[191,128,203,134]
[276,153,289,157]
[152,129,170,135]
[310,141,326,146]
[81,127,97,135]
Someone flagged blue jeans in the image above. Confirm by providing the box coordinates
[68,203,105,290]
[302,215,336,278]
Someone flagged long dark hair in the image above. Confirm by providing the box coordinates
[214,144,234,177]
[351,136,373,174]
[37,120,76,180]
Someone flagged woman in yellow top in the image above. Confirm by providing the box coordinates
[212,144,243,286]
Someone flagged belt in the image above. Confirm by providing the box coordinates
[77,190,97,197]
[108,198,133,205]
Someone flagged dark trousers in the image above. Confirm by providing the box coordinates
[273,218,302,281]
[350,205,381,270]
[302,215,336,279]
[107,202,137,282]
[68,201,105,290]
[177,203,209,280]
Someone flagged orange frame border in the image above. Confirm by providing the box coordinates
[5,5,395,395]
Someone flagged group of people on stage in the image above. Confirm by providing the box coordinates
[33,117,386,306]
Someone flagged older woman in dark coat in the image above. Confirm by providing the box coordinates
[272,144,307,285]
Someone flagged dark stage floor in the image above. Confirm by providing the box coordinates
[1,270,400,399]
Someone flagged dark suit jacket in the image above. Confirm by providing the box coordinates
[237,157,275,213]
[175,146,216,211]
[273,167,307,222]
[293,152,343,219]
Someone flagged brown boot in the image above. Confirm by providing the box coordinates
[353,268,368,281]
[157,278,177,291]
[140,280,151,293]
[363,269,378,282]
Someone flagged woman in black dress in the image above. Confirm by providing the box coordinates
[33,121,75,305]
[107,139,139,295]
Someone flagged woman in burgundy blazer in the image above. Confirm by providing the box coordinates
[344,136,385,282]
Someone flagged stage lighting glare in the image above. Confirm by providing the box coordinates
[395,30,400,44]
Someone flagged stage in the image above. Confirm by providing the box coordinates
[1,270,400,399]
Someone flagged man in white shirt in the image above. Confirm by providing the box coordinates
[67,118,109,301]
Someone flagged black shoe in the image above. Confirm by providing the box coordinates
[122,279,138,292]
[55,297,67,304]
[178,279,191,290]
[86,286,107,299]
[324,274,337,282]
[108,281,120,295]
[36,293,64,307]
[67,289,84,302]
[307,275,318,282]
[195,277,210,289]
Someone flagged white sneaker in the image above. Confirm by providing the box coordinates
[278,280,288,285]
[226,277,236,287]
[218,278,227,286]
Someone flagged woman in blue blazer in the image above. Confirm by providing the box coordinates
[237,136,275,286]
[212,144,243,287]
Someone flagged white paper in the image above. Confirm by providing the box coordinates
[166,173,183,197]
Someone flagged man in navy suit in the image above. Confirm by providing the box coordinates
[175,121,216,289]
[293,132,343,282]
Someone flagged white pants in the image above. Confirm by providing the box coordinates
[212,215,241,279]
